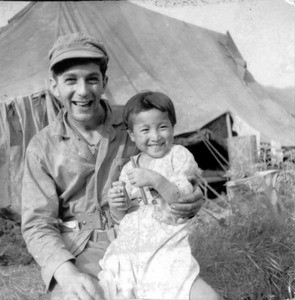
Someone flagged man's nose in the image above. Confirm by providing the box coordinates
[76,80,88,97]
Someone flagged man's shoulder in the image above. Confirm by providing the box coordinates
[36,112,63,136]
[27,112,64,150]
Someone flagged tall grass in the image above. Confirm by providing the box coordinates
[189,148,295,300]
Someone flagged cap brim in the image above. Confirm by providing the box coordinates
[50,49,106,70]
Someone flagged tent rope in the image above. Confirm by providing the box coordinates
[194,172,229,222]
[200,135,229,172]
[196,172,226,201]
[201,134,229,165]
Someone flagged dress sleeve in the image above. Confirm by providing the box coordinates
[170,145,201,196]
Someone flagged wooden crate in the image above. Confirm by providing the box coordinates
[227,135,258,180]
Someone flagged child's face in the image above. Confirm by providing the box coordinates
[50,62,107,128]
[128,108,174,159]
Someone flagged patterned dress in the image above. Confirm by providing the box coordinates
[99,145,201,299]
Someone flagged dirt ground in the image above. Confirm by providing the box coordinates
[0,207,48,299]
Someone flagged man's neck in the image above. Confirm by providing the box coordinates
[70,119,106,146]
[67,102,107,144]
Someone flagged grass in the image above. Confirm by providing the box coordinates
[0,214,49,300]
[189,149,295,300]
[0,263,49,300]
[190,197,295,299]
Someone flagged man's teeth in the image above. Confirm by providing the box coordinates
[73,101,93,107]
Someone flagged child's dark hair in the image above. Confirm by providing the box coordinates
[123,91,177,130]
[51,57,108,79]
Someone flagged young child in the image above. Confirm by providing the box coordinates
[98,91,221,299]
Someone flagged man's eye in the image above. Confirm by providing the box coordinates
[65,78,76,84]
[87,77,99,83]
[141,129,148,133]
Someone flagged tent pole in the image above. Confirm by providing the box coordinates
[226,112,233,138]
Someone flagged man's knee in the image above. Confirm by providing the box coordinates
[190,276,223,300]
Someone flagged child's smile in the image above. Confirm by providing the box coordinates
[128,109,174,159]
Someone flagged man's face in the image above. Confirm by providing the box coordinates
[50,62,107,128]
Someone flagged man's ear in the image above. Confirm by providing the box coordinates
[49,77,60,99]
[127,129,135,142]
[103,76,108,90]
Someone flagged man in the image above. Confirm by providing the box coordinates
[21,32,204,300]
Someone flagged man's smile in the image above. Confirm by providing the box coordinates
[72,100,94,107]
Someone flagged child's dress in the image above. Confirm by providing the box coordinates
[99,144,201,299]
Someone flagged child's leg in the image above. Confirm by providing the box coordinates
[190,276,223,300]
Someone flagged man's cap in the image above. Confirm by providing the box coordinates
[49,32,109,70]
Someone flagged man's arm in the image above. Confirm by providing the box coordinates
[21,142,75,289]
[22,140,104,299]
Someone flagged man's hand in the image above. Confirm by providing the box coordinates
[170,175,204,218]
[54,261,105,300]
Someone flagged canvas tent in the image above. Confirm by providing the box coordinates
[0,1,294,210]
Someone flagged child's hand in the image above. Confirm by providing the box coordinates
[108,181,129,211]
[127,168,158,188]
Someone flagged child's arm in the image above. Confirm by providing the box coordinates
[153,173,181,204]
[108,181,128,223]
[126,168,180,204]
[109,161,133,223]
